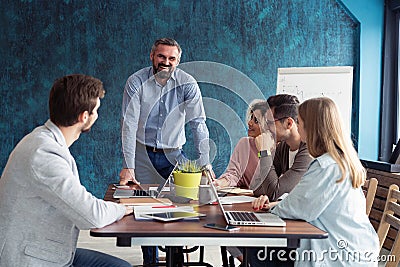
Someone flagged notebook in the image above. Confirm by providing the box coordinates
[217,187,254,195]
[205,170,286,227]
[113,163,177,199]
[119,197,172,206]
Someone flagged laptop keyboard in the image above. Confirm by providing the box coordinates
[132,190,149,196]
[228,211,259,222]
[132,190,157,197]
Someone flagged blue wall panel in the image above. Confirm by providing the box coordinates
[0,0,358,198]
[341,0,384,160]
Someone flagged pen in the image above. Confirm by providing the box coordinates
[153,205,176,208]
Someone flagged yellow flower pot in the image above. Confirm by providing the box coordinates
[173,172,202,200]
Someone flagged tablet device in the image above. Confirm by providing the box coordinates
[141,211,205,222]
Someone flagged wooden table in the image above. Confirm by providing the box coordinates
[90,185,328,266]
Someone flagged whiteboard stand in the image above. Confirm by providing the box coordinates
[277,66,353,135]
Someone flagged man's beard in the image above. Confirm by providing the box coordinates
[154,63,173,79]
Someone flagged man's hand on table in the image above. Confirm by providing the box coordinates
[119,168,140,185]
[124,206,133,216]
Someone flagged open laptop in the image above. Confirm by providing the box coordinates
[205,170,286,227]
[389,138,400,164]
[113,163,177,198]
[361,138,400,173]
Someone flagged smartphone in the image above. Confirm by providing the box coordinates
[204,223,240,231]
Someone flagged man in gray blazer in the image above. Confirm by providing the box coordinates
[0,74,132,266]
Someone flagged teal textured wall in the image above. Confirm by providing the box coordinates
[1,0,359,197]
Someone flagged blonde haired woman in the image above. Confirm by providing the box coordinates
[252,97,379,266]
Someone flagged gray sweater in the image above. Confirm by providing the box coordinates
[253,141,312,201]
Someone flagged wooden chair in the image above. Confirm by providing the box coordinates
[363,178,378,216]
[376,184,400,267]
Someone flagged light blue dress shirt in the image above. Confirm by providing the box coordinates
[121,66,209,169]
[272,153,380,266]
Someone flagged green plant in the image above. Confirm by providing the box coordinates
[177,160,202,173]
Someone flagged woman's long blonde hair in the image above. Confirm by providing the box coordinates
[298,97,365,188]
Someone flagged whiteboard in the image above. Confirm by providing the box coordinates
[277,66,353,134]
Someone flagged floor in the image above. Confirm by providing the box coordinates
[77,230,395,266]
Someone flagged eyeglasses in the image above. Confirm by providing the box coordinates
[266,117,288,127]
[274,116,288,122]
[249,114,259,124]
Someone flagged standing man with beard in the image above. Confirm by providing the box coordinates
[119,38,210,265]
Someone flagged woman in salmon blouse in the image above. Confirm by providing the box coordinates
[214,99,263,189]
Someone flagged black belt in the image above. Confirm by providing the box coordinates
[145,146,176,153]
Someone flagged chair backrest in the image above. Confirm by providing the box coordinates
[376,184,400,267]
[363,178,378,216]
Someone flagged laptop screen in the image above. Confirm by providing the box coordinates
[389,138,400,164]
[155,162,178,198]
[204,170,230,224]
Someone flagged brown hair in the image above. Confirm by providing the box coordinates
[267,94,300,121]
[49,74,105,127]
[298,97,365,188]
